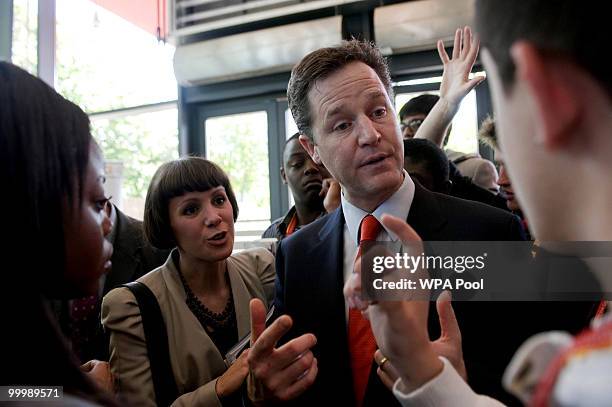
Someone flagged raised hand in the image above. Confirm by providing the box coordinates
[414,26,485,147]
[247,299,318,404]
[438,26,485,108]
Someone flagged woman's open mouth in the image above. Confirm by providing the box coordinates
[207,231,228,246]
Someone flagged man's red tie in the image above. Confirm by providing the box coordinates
[348,214,381,407]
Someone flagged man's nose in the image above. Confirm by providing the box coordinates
[402,127,414,139]
[304,159,320,176]
[357,118,381,146]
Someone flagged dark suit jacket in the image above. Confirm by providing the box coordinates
[103,206,170,295]
[273,180,567,406]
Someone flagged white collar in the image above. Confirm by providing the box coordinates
[341,170,415,245]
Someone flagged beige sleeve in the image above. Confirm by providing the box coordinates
[102,287,224,407]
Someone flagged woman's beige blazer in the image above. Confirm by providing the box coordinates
[102,247,275,406]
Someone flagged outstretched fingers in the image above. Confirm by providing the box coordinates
[276,358,318,401]
[452,28,461,59]
[437,39,450,64]
[249,313,293,361]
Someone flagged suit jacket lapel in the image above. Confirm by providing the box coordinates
[103,211,142,294]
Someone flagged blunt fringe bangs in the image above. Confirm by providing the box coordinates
[143,156,239,249]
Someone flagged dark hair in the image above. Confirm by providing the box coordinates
[144,156,239,249]
[403,138,450,191]
[287,39,393,141]
[399,94,439,120]
[475,0,610,96]
[0,62,116,405]
[478,116,498,150]
[282,132,301,158]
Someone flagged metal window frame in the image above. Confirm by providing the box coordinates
[37,0,55,87]
[1,0,13,61]
[192,95,288,222]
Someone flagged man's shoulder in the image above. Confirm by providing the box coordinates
[433,189,513,219]
[262,217,283,238]
[278,211,339,258]
[426,189,524,239]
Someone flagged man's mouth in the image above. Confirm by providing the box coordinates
[360,153,389,167]
[303,178,322,189]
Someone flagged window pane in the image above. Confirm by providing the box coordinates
[285,108,298,139]
[92,107,179,220]
[205,111,270,239]
[395,89,478,154]
[11,0,37,75]
[56,0,177,113]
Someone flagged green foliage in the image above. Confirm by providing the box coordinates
[207,115,270,217]
[56,60,178,199]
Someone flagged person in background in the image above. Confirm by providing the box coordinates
[399,94,438,139]
[103,157,275,406]
[401,94,500,194]
[478,116,531,239]
[0,62,117,405]
[402,96,508,209]
[403,138,452,193]
[263,133,329,240]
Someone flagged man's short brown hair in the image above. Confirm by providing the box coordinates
[143,156,239,249]
[287,40,393,141]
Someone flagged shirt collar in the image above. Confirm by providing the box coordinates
[341,170,415,245]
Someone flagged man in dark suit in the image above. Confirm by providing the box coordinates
[247,37,528,406]
[101,203,170,296]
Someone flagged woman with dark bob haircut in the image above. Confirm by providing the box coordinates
[102,156,275,406]
[0,62,116,405]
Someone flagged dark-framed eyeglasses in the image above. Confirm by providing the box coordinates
[400,118,424,132]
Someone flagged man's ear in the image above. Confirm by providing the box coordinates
[510,41,581,150]
[299,134,322,165]
[280,167,287,184]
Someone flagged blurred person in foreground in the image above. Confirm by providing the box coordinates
[345,1,612,405]
[0,62,117,405]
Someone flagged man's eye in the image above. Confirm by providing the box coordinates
[334,122,351,132]
[291,160,305,168]
[372,108,387,118]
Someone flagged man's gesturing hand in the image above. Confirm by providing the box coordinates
[247,299,318,403]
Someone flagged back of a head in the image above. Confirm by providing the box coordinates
[0,62,91,294]
[403,138,450,192]
[399,94,440,121]
[287,39,393,140]
[475,0,610,97]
